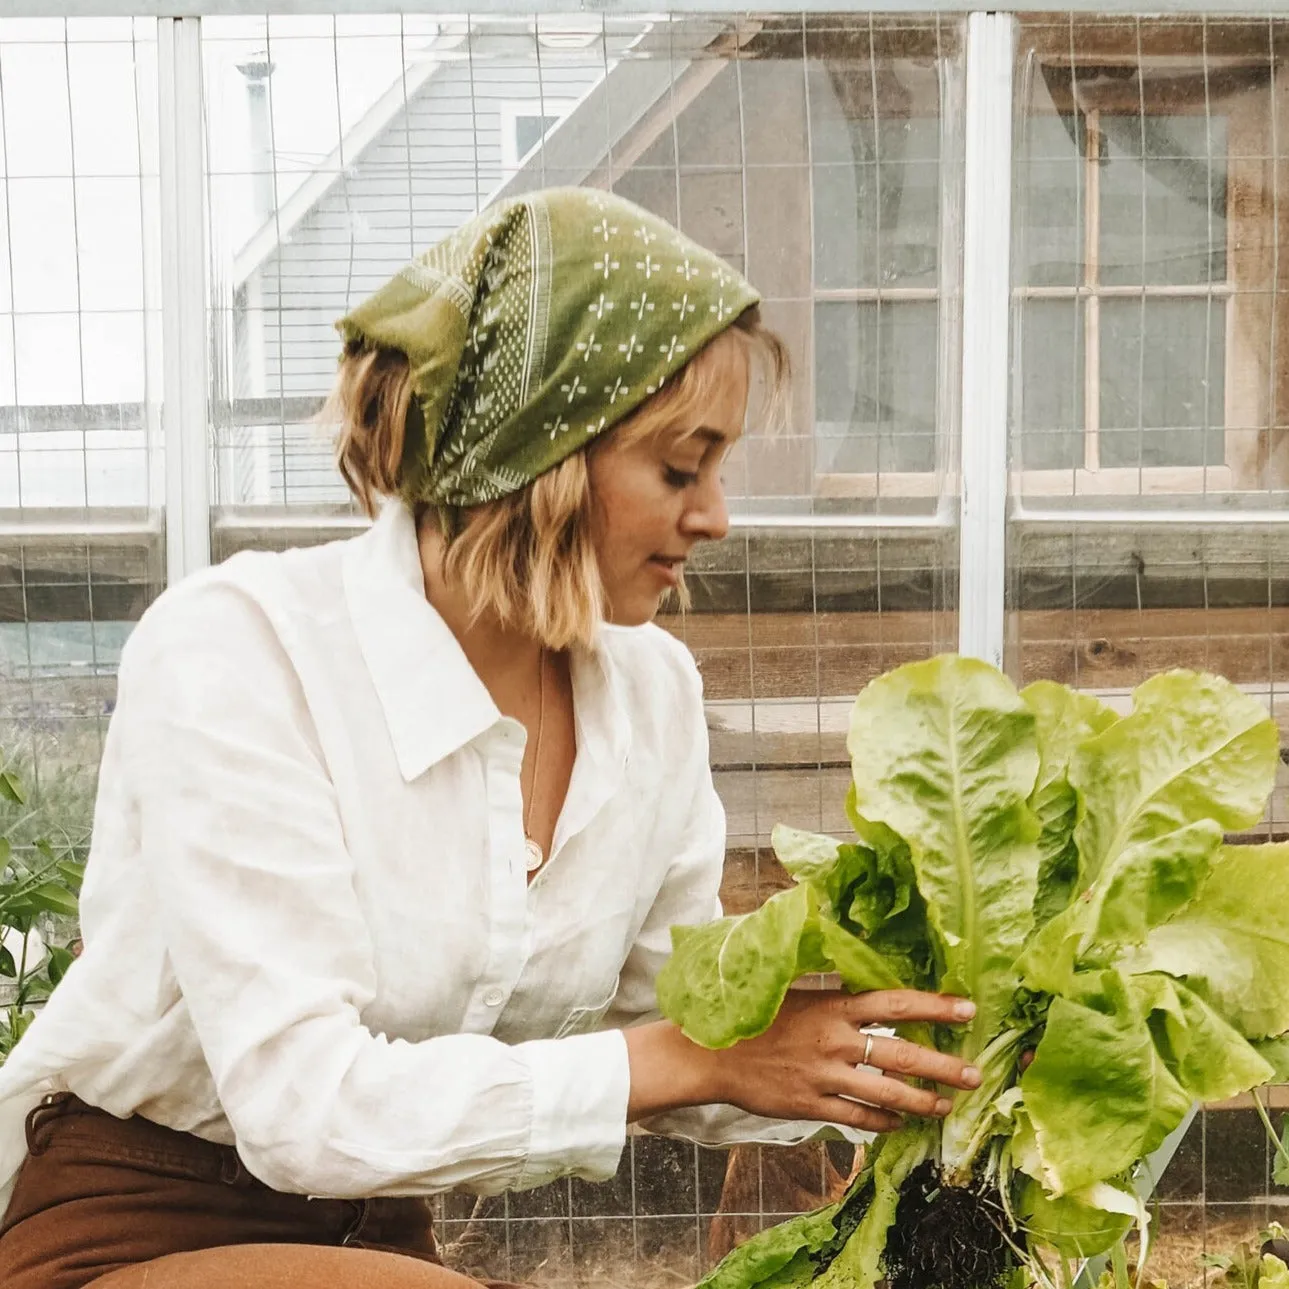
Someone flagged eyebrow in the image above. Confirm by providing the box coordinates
[695,428,727,446]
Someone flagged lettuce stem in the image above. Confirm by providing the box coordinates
[941,1027,1026,1182]
[1251,1090,1289,1183]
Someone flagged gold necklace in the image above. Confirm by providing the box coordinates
[523,647,547,874]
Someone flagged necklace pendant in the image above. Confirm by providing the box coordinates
[524,836,545,873]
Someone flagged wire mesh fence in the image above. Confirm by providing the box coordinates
[3,9,1289,1288]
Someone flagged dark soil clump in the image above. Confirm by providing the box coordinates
[883,1161,1017,1289]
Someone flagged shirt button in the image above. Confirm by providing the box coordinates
[482,987,505,1008]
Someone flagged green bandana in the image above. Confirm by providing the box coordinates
[336,186,760,510]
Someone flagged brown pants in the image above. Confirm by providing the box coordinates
[0,1094,522,1289]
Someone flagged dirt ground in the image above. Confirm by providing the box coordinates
[445,1207,1282,1289]
[1132,1210,1279,1289]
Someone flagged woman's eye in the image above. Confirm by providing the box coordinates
[664,465,700,489]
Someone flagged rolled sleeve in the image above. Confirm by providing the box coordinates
[515,1028,631,1190]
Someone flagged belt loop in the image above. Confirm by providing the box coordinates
[25,1091,74,1155]
[218,1148,245,1187]
[342,1199,370,1247]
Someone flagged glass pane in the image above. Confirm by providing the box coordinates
[0,535,163,854]
[1014,298,1085,470]
[204,17,615,511]
[0,22,162,890]
[513,113,560,162]
[815,299,938,474]
[208,13,963,524]
[0,21,161,514]
[1099,296,1225,468]
[1015,113,1084,288]
[1010,17,1279,507]
[811,99,942,290]
[1099,114,1227,288]
[1008,16,1289,1228]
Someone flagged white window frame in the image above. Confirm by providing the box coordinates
[1011,90,1238,500]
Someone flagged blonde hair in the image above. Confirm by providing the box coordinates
[323,308,790,649]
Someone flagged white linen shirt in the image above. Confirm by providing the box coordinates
[0,501,847,1219]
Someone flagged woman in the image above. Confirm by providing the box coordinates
[0,188,981,1289]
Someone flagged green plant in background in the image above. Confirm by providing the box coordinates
[0,728,99,853]
[659,657,1289,1289]
[1203,1223,1289,1289]
[0,749,85,1062]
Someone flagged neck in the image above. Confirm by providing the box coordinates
[417,520,544,689]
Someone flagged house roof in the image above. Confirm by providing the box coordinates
[231,53,443,288]
[229,17,744,289]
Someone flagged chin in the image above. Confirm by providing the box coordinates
[604,594,665,629]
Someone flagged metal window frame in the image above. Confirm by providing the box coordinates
[157,14,210,581]
[0,1,1281,14]
[957,11,1013,667]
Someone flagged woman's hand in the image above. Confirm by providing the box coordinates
[625,989,982,1133]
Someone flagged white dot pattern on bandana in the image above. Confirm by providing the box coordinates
[337,188,760,508]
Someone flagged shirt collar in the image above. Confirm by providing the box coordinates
[342,500,633,790]
[343,501,501,781]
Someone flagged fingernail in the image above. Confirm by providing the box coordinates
[935,1098,953,1116]
[953,1000,976,1020]
[963,1066,982,1088]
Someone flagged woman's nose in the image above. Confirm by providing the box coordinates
[681,473,730,543]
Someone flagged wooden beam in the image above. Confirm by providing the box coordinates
[666,606,1289,853]
[661,605,1289,697]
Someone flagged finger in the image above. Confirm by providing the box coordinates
[859,1032,982,1091]
[1020,1049,1036,1071]
[815,1096,903,1135]
[840,989,976,1028]
[834,1065,952,1118]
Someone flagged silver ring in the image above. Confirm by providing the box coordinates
[862,1033,875,1067]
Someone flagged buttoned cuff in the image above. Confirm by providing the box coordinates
[514,1028,630,1190]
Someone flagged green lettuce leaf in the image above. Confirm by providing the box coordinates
[1021,971,1192,1195]
[1022,681,1118,926]
[1018,820,1222,1000]
[817,910,907,992]
[694,1200,847,1289]
[1275,1125,1289,1188]
[1129,973,1274,1102]
[771,822,918,941]
[1081,820,1223,954]
[657,884,811,1049]
[1252,1035,1289,1082]
[752,1250,816,1288]
[1072,671,1278,891]
[1129,844,1289,1040]
[846,655,1041,1059]
[771,825,851,894]
[1262,1256,1289,1289]
[1017,908,1085,998]
[814,1126,933,1289]
[838,796,921,934]
[1017,1176,1137,1258]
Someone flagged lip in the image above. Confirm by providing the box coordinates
[648,555,686,588]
